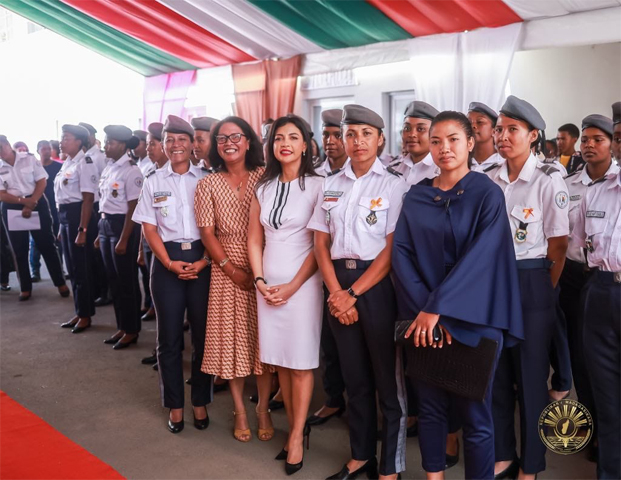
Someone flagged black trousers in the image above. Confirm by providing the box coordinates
[151,241,213,409]
[559,259,596,423]
[0,215,14,284]
[582,271,620,479]
[59,203,97,318]
[493,264,556,475]
[90,202,109,302]
[329,259,407,476]
[319,285,346,409]
[1,197,65,293]
[549,285,573,391]
[139,237,152,310]
[98,214,141,334]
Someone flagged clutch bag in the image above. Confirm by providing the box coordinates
[394,320,498,401]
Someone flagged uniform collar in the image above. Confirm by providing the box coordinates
[66,150,85,164]
[85,145,101,157]
[111,153,131,168]
[163,161,200,177]
[499,153,537,183]
[344,157,385,180]
[421,152,434,167]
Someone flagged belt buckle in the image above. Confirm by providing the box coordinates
[101,213,106,219]
[345,259,357,270]
[614,272,621,284]
[181,242,191,251]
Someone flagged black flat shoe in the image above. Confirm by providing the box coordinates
[18,293,31,302]
[306,405,346,426]
[269,399,285,411]
[445,438,459,469]
[72,321,91,334]
[494,457,519,479]
[141,311,156,321]
[406,421,418,438]
[61,318,79,328]
[1,284,11,291]
[104,335,123,345]
[275,448,288,461]
[193,409,209,430]
[168,417,184,434]
[326,456,378,480]
[142,353,157,365]
[31,274,40,283]
[59,289,70,298]
[94,296,111,307]
[152,363,159,371]
[113,335,139,350]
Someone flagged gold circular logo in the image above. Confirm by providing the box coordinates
[539,399,593,454]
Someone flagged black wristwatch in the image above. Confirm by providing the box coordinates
[78,227,87,233]
[254,276,267,286]
[347,287,359,299]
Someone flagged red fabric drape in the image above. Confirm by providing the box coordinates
[232,62,267,136]
[60,0,254,68]
[143,70,196,128]
[266,55,302,121]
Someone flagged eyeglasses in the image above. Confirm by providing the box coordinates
[215,133,246,144]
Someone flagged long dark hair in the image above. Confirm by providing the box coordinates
[430,111,475,168]
[256,114,320,193]
[208,116,264,172]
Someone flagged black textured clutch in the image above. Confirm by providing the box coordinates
[394,320,498,401]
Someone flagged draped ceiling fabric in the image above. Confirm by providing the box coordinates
[2,0,612,77]
[143,70,197,127]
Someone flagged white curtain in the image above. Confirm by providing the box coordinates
[501,0,620,20]
[156,0,323,59]
[185,65,236,120]
[408,33,460,111]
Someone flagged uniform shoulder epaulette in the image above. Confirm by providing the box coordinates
[565,166,583,179]
[145,169,157,178]
[483,163,500,173]
[129,160,137,166]
[543,158,555,164]
[85,156,93,164]
[540,164,559,176]
[388,160,402,169]
[386,166,403,177]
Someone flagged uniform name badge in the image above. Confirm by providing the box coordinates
[366,197,382,226]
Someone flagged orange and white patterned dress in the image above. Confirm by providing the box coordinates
[194,167,271,379]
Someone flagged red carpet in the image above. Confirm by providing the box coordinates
[0,391,124,479]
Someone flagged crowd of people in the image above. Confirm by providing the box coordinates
[0,95,619,480]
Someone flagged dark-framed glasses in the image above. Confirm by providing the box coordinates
[215,133,246,144]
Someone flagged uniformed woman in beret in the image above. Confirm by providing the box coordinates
[0,134,69,301]
[98,125,144,349]
[486,96,569,480]
[308,105,408,480]
[571,111,620,479]
[133,115,213,433]
[467,102,502,172]
[55,124,100,333]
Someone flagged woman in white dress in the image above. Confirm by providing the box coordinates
[248,114,323,475]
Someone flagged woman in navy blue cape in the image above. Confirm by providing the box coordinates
[392,111,523,480]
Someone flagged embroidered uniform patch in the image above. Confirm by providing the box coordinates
[555,191,569,209]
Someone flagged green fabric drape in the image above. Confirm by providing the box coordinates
[0,0,196,76]
[247,0,411,49]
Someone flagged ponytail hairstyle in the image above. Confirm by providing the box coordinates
[430,111,475,168]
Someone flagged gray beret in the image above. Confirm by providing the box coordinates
[0,135,8,144]
[62,124,90,144]
[133,130,148,142]
[147,122,164,141]
[78,122,97,135]
[404,101,439,120]
[499,95,546,130]
[612,102,621,125]
[342,104,384,129]
[582,114,613,136]
[163,115,194,138]
[103,125,134,142]
[191,116,219,132]
[322,109,343,128]
[468,102,498,121]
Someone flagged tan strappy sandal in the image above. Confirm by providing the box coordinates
[256,408,274,441]
[232,411,251,443]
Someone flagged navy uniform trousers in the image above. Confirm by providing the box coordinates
[330,259,407,476]
[139,237,153,311]
[98,214,141,334]
[319,285,346,409]
[493,260,556,475]
[415,326,504,479]
[59,202,97,317]
[151,240,213,408]
[559,259,596,423]
[582,270,620,479]
[1,197,65,293]
[90,202,109,302]
[549,285,573,392]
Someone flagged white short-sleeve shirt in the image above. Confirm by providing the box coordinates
[487,153,570,260]
[132,162,209,243]
[388,152,440,187]
[0,152,48,197]
[308,158,408,261]
[571,171,621,272]
[53,150,99,205]
[565,162,620,263]
[98,153,143,214]
[471,152,505,173]
[84,145,108,175]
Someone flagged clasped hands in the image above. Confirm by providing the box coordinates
[328,289,358,325]
[257,281,296,306]
[169,260,208,280]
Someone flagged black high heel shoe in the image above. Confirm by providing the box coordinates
[285,424,311,475]
[193,406,210,430]
[275,448,288,461]
[494,457,519,479]
[113,334,139,350]
[445,438,459,469]
[167,410,184,434]
[326,456,378,480]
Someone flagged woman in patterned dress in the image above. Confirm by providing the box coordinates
[194,116,274,443]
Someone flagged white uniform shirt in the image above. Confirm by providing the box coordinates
[471,152,505,173]
[53,150,99,205]
[308,158,408,261]
[543,157,568,177]
[487,153,570,260]
[565,162,620,263]
[316,158,348,177]
[0,152,48,197]
[84,145,108,175]
[98,153,143,214]
[388,152,440,187]
[137,156,152,176]
[571,171,621,272]
[132,162,208,243]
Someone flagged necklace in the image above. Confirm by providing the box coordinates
[227,171,249,193]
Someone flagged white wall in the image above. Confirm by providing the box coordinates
[509,43,621,138]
